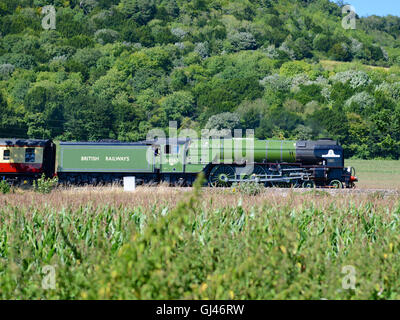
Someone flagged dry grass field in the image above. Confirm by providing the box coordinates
[319,60,390,72]
[346,159,400,190]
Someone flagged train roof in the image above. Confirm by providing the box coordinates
[60,138,191,146]
[60,141,150,146]
[139,138,191,145]
[0,139,51,147]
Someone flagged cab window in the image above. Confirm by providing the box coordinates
[25,148,35,163]
[165,145,179,155]
[3,150,10,161]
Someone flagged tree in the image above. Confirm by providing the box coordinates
[0,91,26,138]
[293,37,313,59]
[228,32,257,51]
[26,113,51,139]
[159,91,195,124]
[94,29,120,44]
[329,43,352,62]
[119,0,156,25]
[280,61,312,77]
[205,112,241,131]
[313,34,333,52]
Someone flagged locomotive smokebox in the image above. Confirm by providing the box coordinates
[295,140,344,167]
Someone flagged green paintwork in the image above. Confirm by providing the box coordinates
[56,139,297,175]
[264,140,297,162]
[58,144,153,173]
[158,144,185,173]
[185,139,297,173]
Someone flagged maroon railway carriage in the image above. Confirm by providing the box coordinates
[0,139,56,183]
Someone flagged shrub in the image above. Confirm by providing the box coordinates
[321,87,331,101]
[33,174,58,194]
[260,74,291,91]
[350,37,364,58]
[80,0,98,14]
[94,29,120,44]
[331,70,372,89]
[375,82,400,101]
[294,124,313,140]
[280,61,312,77]
[119,0,157,25]
[228,32,257,51]
[171,27,187,40]
[205,112,240,131]
[232,181,264,196]
[0,53,35,69]
[329,42,352,62]
[313,34,334,52]
[194,42,209,59]
[0,63,15,80]
[0,180,10,194]
[345,91,375,114]
[279,41,296,60]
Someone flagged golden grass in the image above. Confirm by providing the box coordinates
[346,159,400,190]
[2,185,398,215]
[320,60,389,72]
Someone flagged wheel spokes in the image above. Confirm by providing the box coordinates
[209,165,235,187]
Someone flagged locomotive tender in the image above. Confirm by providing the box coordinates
[0,137,357,188]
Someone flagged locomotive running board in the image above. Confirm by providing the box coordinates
[227,174,311,183]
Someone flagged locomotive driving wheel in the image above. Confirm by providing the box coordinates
[252,165,266,179]
[302,180,315,188]
[209,165,235,187]
[329,180,343,189]
[242,165,266,183]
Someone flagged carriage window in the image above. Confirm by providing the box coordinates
[3,150,10,161]
[25,148,35,163]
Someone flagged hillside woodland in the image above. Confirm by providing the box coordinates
[2,0,400,158]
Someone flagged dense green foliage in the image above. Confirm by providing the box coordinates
[1,0,400,158]
[33,174,58,193]
[0,179,10,194]
[2,179,400,299]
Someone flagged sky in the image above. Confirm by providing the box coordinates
[342,0,400,17]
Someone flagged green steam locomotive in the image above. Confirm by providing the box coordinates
[54,138,357,188]
[0,137,357,188]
